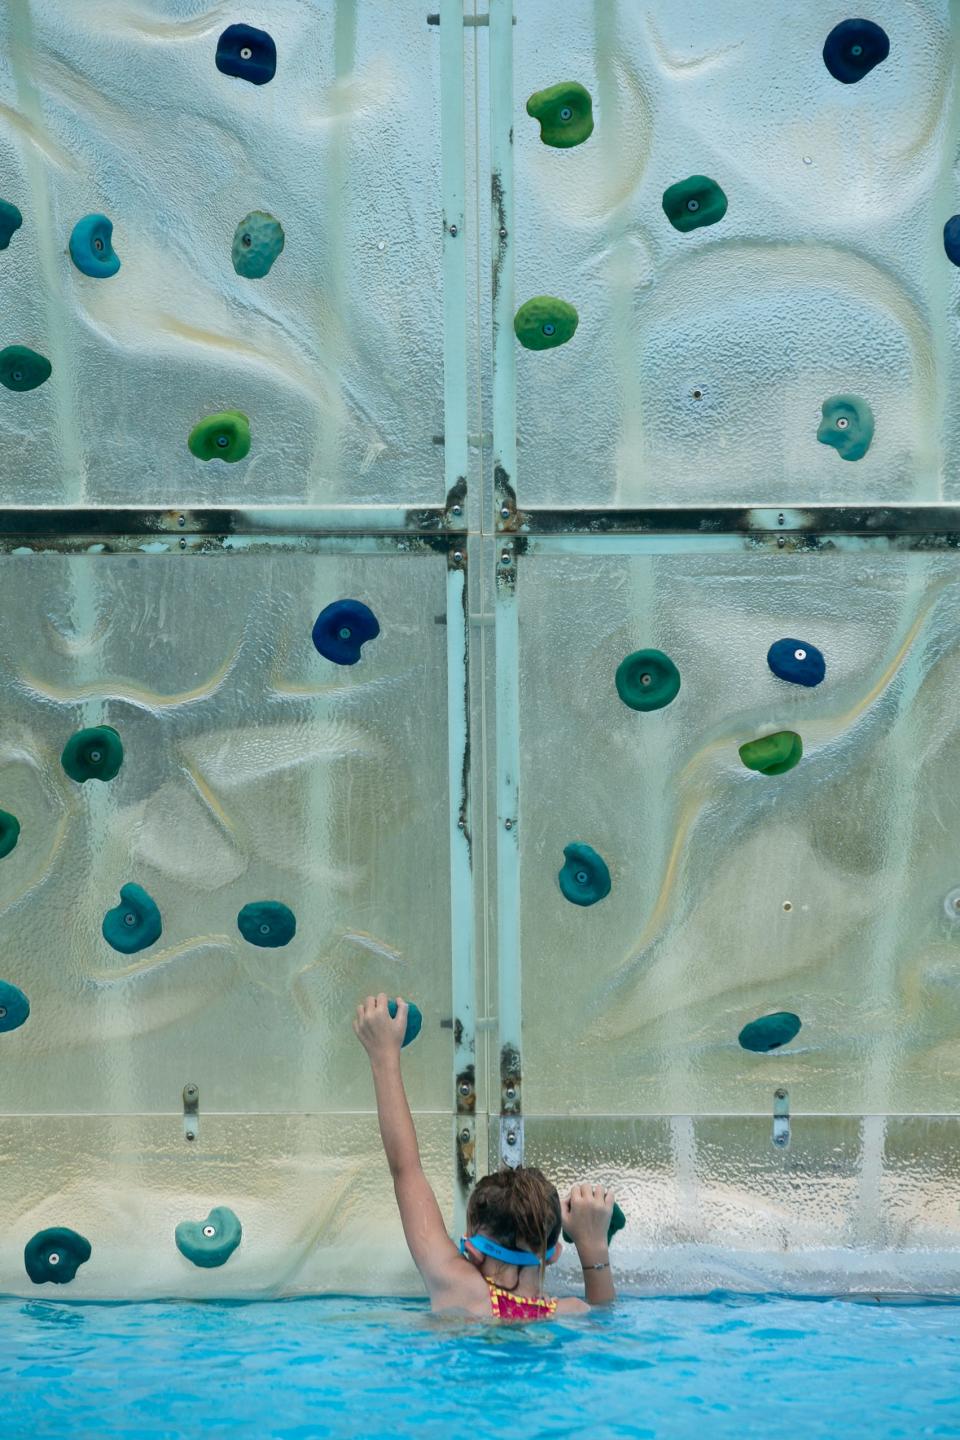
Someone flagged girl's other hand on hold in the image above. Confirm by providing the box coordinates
[354,992,407,1063]
[562,1182,615,1253]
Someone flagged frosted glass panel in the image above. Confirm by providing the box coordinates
[517,548,960,1116]
[0,552,451,1114]
[512,0,959,505]
[0,2,446,506]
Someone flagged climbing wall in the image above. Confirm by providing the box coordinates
[3,0,960,1300]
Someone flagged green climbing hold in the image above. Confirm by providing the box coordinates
[102,883,162,955]
[61,725,123,783]
[514,296,579,351]
[175,1206,243,1268]
[817,394,874,462]
[563,1201,626,1247]
[0,199,23,249]
[24,1226,91,1285]
[388,998,423,1048]
[232,210,285,278]
[0,809,20,859]
[738,1011,801,1053]
[615,649,681,712]
[739,731,802,776]
[188,410,251,463]
[0,345,51,392]
[525,81,594,148]
[662,175,728,233]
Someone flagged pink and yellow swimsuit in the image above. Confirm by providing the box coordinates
[485,1276,557,1322]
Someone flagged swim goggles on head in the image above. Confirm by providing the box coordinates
[459,1234,557,1267]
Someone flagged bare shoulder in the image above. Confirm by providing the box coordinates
[554,1296,590,1316]
[430,1260,492,1316]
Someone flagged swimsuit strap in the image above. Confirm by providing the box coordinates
[485,1276,558,1321]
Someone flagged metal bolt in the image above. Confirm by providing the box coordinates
[179,538,187,550]
[777,513,785,525]
[774,1132,788,1147]
[499,227,507,238]
[458,1081,471,1097]
[506,1130,517,1145]
[177,514,186,527]
[777,536,786,548]
[452,550,463,564]
[500,505,510,519]
[457,818,465,829]
[775,1088,787,1101]
[185,1130,196,1141]
[449,224,458,237]
[451,503,462,517]
[500,550,511,565]
[505,1085,516,1100]
[504,818,513,830]
[459,1128,470,1143]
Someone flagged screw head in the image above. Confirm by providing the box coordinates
[451,503,462,517]
[500,551,511,565]
[452,550,463,564]
[504,818,513,830]
[449,224,458,237]
[459,1128,470,1143]
[500,505,510,519]
[506,1131,516,1145]
[185,1130,196,1141]
[458,1081,471,1096]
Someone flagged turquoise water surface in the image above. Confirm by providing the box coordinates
[0,1293,957,1439]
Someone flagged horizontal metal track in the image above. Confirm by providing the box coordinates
[513,505,960,538]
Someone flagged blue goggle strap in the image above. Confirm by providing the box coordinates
[459,1234,557,1267]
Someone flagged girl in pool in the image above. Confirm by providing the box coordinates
[354,992,617,1319]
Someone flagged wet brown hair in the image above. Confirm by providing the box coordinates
[466,1167,562,1292]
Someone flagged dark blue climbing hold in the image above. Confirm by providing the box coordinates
[944,216,960,267]
[216,23,277,85]
[61,725,123,783]
[0,199,22,250]
[0,808,20,859]
[388,998,422,1048]
[176,1206,243,1268]
[0,980,29,1033]
[563,1200,625,1247]
[822,19,889,84]
[68,214,120,278]
[312,600,380,666]
[558,843,611,907]
[24,1227,91,1285]
[102,883,162,955]
[767,638,825,688]
[738,1012,802,1053]
[237,900,296,948]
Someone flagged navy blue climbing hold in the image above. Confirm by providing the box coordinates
[0,980,29,1033]
[767,639,825,688]
[312,600,380,665]
[216,23,277,85]
[69,214,120,278]
[822,19,889,84]
[558,843,611,907]
[237,900,296,948]
[738,1011,802,1053]
[0,199,22,250]
[24,1227,91,1285]
[102,883,162,955]
[388,998,422,1048]
[944,216,960,267]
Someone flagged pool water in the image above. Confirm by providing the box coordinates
[1,1293,957,1439]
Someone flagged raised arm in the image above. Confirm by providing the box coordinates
[354,994,463,1297]
[561,1183,618,1306]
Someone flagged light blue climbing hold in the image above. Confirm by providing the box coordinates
[817,394,873,461]
[558,843,611,907]
[738,1012,802,1053]
[175,1206,243,1268]
[232,211,285,279]
[388,998,422,1048]
[102,883,162,955]
[237,900,296,948]
[69,214,120,278]
[0,199,22,250]
[0,980,29,1033]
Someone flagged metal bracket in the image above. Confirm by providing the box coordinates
[500,1116,524,1168]
[773,1088,790,1149]
[183,1082,199,1142]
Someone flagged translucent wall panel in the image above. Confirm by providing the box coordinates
[511,0,960,506]
[0,2,447,506]
[0,552,452,1114]
[516,547,960,1116]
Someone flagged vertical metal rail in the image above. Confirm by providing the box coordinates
[489,0,523,1167]
[440,0,475,1231]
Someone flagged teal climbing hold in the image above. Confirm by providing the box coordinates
[738,1011,801,1053]
[232,211,285,278]
[102,883,162,955]
[69,213,121,278]
[388,998,422,1048]
[514,296,579,351]
[0,345,51,392]
[24,1227,91,1284]
[739,731,802,776]
[616,649,681,712]
[237,900,296,948]
[0,199,22,249]
[817,394,874,462]
[558,843,611,907]
[0,809,20,859]
[662,175,727,233]
[188,410,251,463]
[563,1201,626,1247]
[0,980,29,1033]
[175,1206,243,1268]
[525,81,594,148]
[61,725,123,783]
